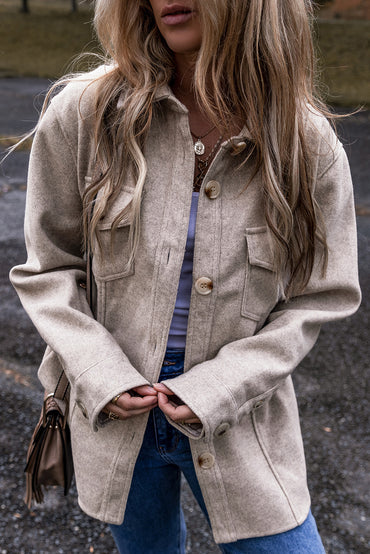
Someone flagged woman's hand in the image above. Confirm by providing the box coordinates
[153,383,201,425]
[102,385,158,420]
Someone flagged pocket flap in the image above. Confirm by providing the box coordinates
[91,187,135,281]
[96,187,135,231]
[245,227,274,271]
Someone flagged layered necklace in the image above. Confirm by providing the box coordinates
[191,126,223,192]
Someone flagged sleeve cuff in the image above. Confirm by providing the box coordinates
[72,353,150,431]
[159,366,237,441]
[160,366,280,441]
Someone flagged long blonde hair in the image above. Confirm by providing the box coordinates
[84,0,330,298]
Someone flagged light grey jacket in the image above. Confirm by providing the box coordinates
[10,68,361,543]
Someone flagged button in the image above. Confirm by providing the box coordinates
[215,423,230,437]
[194,277,213,295]
[198,452,215,469]
[234,141,247,153]
[76,400,88,419]
[253,399,264,410]
[205,180,221,199]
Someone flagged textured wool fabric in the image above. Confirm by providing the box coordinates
[10,67,361,544]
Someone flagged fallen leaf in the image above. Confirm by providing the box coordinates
[0,365,32,387]
[323,427,332,433]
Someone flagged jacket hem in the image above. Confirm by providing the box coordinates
[212,503,312,544]
[77,497,124,526]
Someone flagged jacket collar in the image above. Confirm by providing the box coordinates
[117,82,253,143]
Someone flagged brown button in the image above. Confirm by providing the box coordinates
[234,141,247,153]
[76,400,88,419]
[215,422,230,437]
[198,452,215,469]
[253,399,265,410]
[194,277,213,295]
[205,180,221,199]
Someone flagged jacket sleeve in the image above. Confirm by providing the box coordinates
[164,125,361,441]
[9,99,149,432]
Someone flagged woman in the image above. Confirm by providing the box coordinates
[10,0,361,552]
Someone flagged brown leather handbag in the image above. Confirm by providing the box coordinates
[24,372,73,508]
[24,168,98,508]
[24,239,95,508]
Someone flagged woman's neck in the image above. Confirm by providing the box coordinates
[172,52,197,104]
[171,53,242,140]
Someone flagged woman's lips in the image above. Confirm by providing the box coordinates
[161,10,194,26]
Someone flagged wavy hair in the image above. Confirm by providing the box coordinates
[83,0,330,298]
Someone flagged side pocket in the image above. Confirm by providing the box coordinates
[241,226,278,321]
[251,409,296,517]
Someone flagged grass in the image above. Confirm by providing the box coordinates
[0,135,33,150]
[0,1,100,79]
[0,2,369,106]
[314,19,370,106]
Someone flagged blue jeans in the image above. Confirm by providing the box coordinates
[109,350,325,554]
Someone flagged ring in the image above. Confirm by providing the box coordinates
[108,411,119,420]
[111,393,122,405]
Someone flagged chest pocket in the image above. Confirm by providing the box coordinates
[91,186,135,282]
[241,226,278,322]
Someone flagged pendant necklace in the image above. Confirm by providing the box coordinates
[191,126,216,156]
[192,134,223,192]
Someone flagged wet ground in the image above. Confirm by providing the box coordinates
[0,79,369,553]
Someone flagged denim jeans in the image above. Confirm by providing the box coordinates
[109,349,325,554]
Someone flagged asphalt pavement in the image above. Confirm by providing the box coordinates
[0,78,369,553]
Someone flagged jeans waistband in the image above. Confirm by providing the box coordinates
[159,348,185,379]
[164,348,185,361]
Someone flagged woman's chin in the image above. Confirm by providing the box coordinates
[166,39,201,57]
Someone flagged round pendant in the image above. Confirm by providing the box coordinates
[194,140,205,156]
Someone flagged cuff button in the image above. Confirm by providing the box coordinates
[215,423,230,437]
[76,400,88,419]
[253,400,264,410]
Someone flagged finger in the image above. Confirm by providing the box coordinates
[102,397,155,417]
[132,385,158,396]
[104,403,156,420]
[153,383,175,395]
[153,384,184,406]
[182,417,201,424]
[157,392,197,422]
[116,392,158,411]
